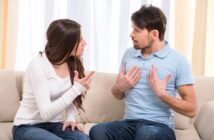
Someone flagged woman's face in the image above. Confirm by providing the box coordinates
[71,36,86,57]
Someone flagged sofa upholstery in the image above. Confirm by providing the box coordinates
[0,70,214,140]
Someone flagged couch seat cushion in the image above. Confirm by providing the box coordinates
[0,122,13,140]
[175,125,201,140]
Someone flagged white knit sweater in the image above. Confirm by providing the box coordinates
[14,53,86,126]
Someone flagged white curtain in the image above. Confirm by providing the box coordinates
[15,0,173,73]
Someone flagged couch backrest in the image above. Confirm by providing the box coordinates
[79,72,124,123]
[194,76,214,109]
[0,70,22,122]
[15,71,24,99]
[1,70,214,130]
[79,73,214,130]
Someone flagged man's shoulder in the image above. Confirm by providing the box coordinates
[168,48,187,61]
[125,47,136,53]
[123,47,139,57]
[166,49,191,72]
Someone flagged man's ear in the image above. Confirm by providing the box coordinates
[151,30,159,40]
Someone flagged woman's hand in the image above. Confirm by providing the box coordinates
[74,71,95,90]
[62,121,83,132]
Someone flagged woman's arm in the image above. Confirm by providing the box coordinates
[29,64,86,121]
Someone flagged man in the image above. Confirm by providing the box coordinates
[89,5,196,140]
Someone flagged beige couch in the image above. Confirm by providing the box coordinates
[0,70,214,140]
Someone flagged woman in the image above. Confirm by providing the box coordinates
[12,19,94,140]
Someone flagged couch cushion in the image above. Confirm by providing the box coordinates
[173,110,191,130]
[0,122,13,140]
[195,101,214,140]
[79,72,124,123]
[194,77,214,109]
[175,125,201,140]
[15,71,24,99]
[0,70,20,122]
[83,123,97,135]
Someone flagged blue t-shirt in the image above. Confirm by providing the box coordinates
[121,42,194,129]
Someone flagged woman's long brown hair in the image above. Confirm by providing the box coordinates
[44,19,85,110]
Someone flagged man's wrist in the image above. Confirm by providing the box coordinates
[158,91,168,101]
[112,83,125,99]
[114,83,125,93]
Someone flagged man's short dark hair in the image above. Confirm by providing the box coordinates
[131,5,167,41]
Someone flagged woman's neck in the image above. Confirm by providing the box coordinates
[53,63,69,79]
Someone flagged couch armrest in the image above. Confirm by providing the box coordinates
[195,101,214,140]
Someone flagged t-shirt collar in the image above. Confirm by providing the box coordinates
[133,41,171,59]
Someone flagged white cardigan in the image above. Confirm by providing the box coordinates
[14,53,86,126]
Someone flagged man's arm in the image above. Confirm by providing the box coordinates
[112,84,126,100]
[159,85,196,118]
[148,65,197,118]
[111,66,142,100]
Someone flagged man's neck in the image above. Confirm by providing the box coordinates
[142,40,165,58]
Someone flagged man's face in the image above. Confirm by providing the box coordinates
[130,23,152,50]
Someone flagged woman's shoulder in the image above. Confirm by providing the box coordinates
[26,53,47,73]
[28,53,43,67]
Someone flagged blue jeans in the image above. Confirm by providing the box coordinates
[89,119,176,140]
[12,122,90,140]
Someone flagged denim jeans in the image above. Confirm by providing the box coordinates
[89,119,176,140]
[12,122,90,140]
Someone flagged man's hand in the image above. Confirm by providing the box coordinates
[148,65,171,98]
[148,65,196,118]
[74,71,95,90]
[112,66,141,99]
[62,121,83,132]
[116,66,142,92]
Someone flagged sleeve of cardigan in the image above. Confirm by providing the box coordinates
[65,103,77,122]
[28,62,86,121]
